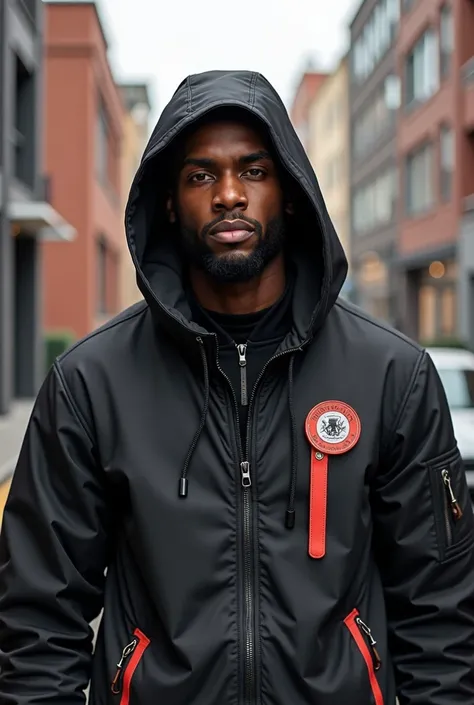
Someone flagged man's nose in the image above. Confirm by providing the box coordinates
[212,174,248,212]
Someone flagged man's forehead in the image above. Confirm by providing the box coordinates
[183,118,269,154]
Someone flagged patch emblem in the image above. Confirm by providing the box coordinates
[305,401,361,456]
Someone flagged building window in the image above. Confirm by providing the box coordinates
[13,55,35,188]
[405,29,439,107]
[418,276,456,342]
[384,74,401,110]
[96,99,109,186]
[97,238,108,315]
[353,167,397,234]
[440,124,454,201]
[18,0,36,21]
[353,88,390,159]
[440,4,453,78]
[440,285,455,337]
[406,143,434,215]
[352,0,399,83]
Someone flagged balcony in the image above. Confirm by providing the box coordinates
[463,57,474,134]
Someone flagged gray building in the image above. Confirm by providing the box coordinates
[0,0,74,416]
[348,0,401,326]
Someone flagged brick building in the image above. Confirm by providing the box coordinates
[396,0,474,347]
[42,0,124,341]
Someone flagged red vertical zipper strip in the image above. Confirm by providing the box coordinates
[309,451,328,559]
[344,610,384,705]
[120,628,150,705]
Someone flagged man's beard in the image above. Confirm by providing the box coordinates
[178,213,286,283]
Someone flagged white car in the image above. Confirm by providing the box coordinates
[428,347,474,496]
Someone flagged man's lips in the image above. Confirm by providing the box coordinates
[210,229,255,244]
[209,220,255,245]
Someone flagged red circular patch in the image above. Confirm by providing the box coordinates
[305,401,361,455]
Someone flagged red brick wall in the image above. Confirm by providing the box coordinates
[43,3,124,340]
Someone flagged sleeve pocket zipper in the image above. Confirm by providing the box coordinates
[441,468,463,546]
[111,628,150,705]
[344,609,384,705]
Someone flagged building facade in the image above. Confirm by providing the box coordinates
[349,0,401,325]
[119,83,151,310]
[42,1,124,341]
[396,0,474,347]
[308,57,352,289]
[0,0,74,415]
[290,65,328,153]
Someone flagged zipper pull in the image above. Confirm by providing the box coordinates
[236,343,248,406]
[442,469,463,521]
[241,461,251,488]
[111,639,137,694]
[356,617,382,671]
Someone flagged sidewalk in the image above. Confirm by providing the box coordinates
[0,400,34,484]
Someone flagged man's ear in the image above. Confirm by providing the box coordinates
[167,193,176,224]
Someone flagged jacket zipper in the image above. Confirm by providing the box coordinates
[236,343,248,406]
[441,468,463,545]
[111,629,150,705]
[213,338,254,704]
[344,609,383,705]
[213,334,304,705]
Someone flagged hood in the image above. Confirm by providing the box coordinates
[125,70,348,349]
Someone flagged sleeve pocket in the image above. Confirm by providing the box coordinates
[428,447,474,563]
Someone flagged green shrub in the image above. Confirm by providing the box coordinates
[44,329,76,374]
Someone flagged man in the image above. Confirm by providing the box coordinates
[0,70,473,705]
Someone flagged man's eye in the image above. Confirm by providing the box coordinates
[190,173,212,183]
[246,168,265,177]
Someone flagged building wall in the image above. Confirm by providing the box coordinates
[0,0,44,414]
[308,59,350,263]
[42,2,124,340]
[396,0,474,345]
[349,0,400,325]
[120,111,140,309]
[290,71,328,152]
[119,94,151,310]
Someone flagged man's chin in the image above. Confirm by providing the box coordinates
[200,250,265,283]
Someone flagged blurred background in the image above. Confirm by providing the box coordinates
[1,0,474,516]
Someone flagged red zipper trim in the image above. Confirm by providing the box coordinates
[309,451,328,558]
[344,609,384,705]
[120,628,150,705]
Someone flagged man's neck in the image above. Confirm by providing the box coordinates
[190,255,286,315]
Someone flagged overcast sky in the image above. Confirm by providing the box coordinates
[92,0,360,124]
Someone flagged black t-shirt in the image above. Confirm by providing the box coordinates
[188,276,294,446]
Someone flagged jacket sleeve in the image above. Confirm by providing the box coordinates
[0,362,110,704]
[373,349,474,704]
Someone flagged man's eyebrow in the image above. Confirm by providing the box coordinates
[240,150,273,164]
[181,150,273,170]
[182,157,215,169]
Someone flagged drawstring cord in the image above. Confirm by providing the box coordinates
[179,340,300,532]
[285,354,298,529]
[178,337,210,498]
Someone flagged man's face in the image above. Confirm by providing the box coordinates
[170,119,287,283]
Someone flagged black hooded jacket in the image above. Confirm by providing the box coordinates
[0,71,473,705]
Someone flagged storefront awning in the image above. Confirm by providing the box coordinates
[8,201,76,242]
